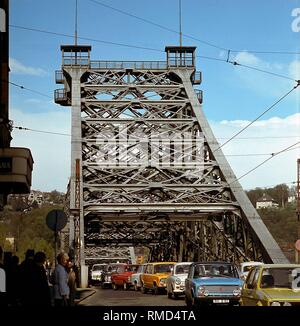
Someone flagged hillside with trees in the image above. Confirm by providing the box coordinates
[0,190,65,262]
[246,184,298,262]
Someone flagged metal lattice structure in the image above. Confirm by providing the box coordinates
[55,45,288,285]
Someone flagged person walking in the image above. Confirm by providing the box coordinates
[66,260,77,306]
[53,253,70,307]
[32,252,51,306]
[0,246,6,307]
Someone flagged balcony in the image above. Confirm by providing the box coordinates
[54,89,70,106]
[195,89,203,104]
[55,70,65,84]
[192,71,202,85]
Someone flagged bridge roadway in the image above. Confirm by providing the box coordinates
[79,286,186,306]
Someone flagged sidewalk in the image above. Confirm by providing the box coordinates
[75,288,96,304]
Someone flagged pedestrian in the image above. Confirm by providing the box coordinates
[32,252,51,306]
[0,246,6,307]
[19,249,36,305]
[9,255,20,305]
[53,252,70,306]
[66,260,77,306]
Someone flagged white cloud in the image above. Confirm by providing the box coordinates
[9,57,47,76]
[10,106,71,192]
[232,52,300,98]
[210,113,300,190]
[8,103,300,193]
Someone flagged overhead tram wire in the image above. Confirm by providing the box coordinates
[86,0,300,55]
[229,140,300,184]
[10,25,298,83]
[12,126,300,156]
[214,82,300,153]
[9,24,164,53]
[13,126,71,137]
[12,125,299,141]
[3,80,52,99]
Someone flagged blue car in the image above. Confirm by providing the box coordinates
[185,261,243,306]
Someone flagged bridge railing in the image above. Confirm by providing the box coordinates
[90,60,167,70]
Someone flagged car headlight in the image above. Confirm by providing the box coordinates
[283,302,292,306]
[197,286,205,296]
[271,301,281,306]
[175,278,181,285]
[233,286,242,296]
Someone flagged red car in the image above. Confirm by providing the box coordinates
[111,264,140,290]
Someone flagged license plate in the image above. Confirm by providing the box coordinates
[213,300,230,304]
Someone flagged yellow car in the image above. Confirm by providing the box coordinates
[241,264,300,306]
[141,262,176,294]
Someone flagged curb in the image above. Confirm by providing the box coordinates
[75,288,96,304]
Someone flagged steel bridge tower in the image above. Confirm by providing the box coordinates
[55,45,288,285]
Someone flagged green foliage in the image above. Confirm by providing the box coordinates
[246,183,291,208]
[0,205,62,262]
[258,203,299,262]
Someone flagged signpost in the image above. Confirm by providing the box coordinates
[46,209,67,265]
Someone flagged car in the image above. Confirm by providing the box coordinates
[90,263,108,285]
[130,264,147,291]
[166,262,192,299]
[141,262,176,294]
[240,261,263,281]
[111,264,140,290]
[185,261,243,306]
[101,263,127,288]
[241,264,300,306]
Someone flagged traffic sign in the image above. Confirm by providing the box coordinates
[46,209,67,232]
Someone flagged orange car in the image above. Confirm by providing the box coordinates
[141,262,176,294]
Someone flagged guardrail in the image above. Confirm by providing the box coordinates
[90,60,167,70]
[54,89,68,102]
[55,70,64,84]
[192,71,202,85]
[195,89,203,104]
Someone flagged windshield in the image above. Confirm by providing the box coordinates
[260,268,300,289]
[107,264,126,273]
[154,264,174,273]
[136,265,146,273]
[92,265,107,271]
[194,263,238,278]
[175,264,190,275]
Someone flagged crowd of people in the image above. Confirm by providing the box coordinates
[0,246,77,307]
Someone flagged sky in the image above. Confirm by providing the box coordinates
[6,0,300,192]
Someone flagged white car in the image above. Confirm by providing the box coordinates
[90,263,108,284]
[130,264,147,291]
[240,261,263,281]
[166,262,192,299]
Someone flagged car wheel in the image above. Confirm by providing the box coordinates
[112,283,118,291]
[152,283,158,295]
[173,292,179,300]
[141,283,148,294]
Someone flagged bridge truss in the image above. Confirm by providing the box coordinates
[55,45,288,285]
